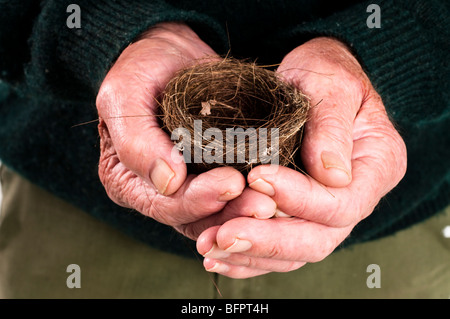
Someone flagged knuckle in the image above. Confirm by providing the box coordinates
[264,242,283,259]
[145,196,168,223]
[323,209,356,228]
[281,179,312,218]
[181,188,217,215]
[140,192,179,227]
[314,108,349,129]
[319,195,357,228]
[239,255,255,268]
[310,112,353,147]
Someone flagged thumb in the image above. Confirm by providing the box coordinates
[278,64,357,187]
[300,91,354,187]
[97,80,187,196]
[96,22,221,196]
[277,38,367,187]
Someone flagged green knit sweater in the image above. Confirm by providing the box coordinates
[0,0,449,257]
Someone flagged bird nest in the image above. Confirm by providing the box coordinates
[159,58,310,174]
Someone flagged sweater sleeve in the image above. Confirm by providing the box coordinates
[23,0,227,97]
[278,0,450,243]
[0,0,41,84]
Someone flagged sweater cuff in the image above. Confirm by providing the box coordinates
[279,0,449,125]
[27,0,227,96]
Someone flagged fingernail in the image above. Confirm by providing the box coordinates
[274,208,292,218]
[321,151,351,180]
[225,238,253,253]
[150,158,175,195]
[204,244,231,259]
[251,212,265,219]
[217,191,239,202]
[249,178,275,196]
[205,260,230,273]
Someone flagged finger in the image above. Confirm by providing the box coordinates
[204,258,271,279]
[299,90,355,188]
[197,226,303,278]
[206,217,353,263]
[278,73,359,188]
[96,35,218,196]
[277,42,365,187]
[220,188,278,220]
[149,167,246,226]
[203,257,304,279]
[97,75,187,196]
[248,165,351,227]
[99,134,246,228]
[205,255,305,274]
[247,158,395,228]
[179,188,277,239]
[247,92,407,228]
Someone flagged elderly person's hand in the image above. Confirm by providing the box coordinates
[195,37,407,278]
[96,22,247,231]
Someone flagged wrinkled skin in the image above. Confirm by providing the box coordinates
[97,23,247,228]
[97,23,407,279]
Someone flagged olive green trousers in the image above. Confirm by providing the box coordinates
[1,165,449,299]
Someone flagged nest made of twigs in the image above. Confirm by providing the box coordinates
[159,57,310,174]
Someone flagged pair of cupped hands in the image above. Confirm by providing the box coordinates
[96,22,407,278]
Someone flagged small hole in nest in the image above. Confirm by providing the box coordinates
[158,57,311,174]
